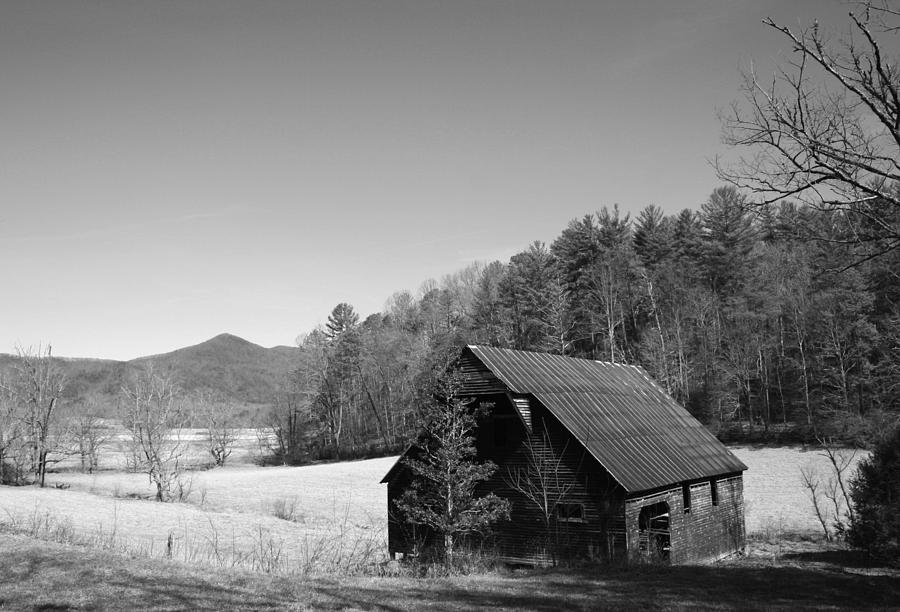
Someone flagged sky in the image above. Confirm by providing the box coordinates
[0,0,858,360]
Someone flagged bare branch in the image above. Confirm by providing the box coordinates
[718,1,900,261]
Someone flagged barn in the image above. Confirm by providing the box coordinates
[382,345,748,565]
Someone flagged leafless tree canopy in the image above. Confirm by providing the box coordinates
[0,345,67,486]
[121,366,187,501]
[718,1,900,254]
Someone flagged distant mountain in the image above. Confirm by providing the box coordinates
[131,333,299,403]
[0,334,300,412]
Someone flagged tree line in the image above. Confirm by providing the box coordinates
[0,350,241,495]
[270,185,900,463]
[279,0,900,461]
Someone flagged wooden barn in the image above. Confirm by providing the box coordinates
[382,345,747,565]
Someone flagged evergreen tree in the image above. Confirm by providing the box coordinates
[848,425,900,566]
[393,348,510,566]
[325,302,360,340]
[499,242,560,352]
[551,215,603,358]
[633,204,672,269]
[700,186,756,297]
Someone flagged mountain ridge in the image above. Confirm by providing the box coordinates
[0,333,300,412]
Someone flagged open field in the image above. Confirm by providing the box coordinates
[0,444,887,610]
[731,445,865,535]
[0,445,865,575]
[1,456,395,575]
[53,426,270,472]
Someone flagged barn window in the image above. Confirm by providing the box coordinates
[710,478,719,506]
[682,483,691,513]
[556,503,585,522]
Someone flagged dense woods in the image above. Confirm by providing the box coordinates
[275,187,900,461]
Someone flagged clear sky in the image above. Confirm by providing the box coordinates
[0,0,855,360]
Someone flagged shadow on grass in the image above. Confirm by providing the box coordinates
[781,548,894,570]
[2,533,899,611]
[303,563,900,611]
[297,562,900,611]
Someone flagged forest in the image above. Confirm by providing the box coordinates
[276,3,900,462]
[273,186,900,462]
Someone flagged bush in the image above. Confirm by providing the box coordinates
[847,425,900,566]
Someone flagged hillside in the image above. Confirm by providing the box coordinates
[131,333,299,403]
[0,334,300,411]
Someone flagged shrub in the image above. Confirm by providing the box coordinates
[847,425,900,566]
[271,496,302,522]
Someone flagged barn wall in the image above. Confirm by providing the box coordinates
[624,475,745,564]
[476,401,627,564]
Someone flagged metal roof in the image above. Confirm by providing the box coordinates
[467,345,747,494]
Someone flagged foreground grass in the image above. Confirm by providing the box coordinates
[2,533,899,611]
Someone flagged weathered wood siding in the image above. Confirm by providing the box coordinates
[475,400,628,564]
[624,475,745,564]
[457,351,507,395]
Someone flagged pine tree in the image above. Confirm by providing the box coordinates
[393,349,510,567]
[848,425,900,566]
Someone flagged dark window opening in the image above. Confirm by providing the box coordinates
[682,483,691,513]
[710,478,719,506]
[556,503,585,522]
[492,415,514,448]
[638,501,670,562]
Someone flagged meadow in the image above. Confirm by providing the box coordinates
[1,440,394,575]
[0,439,864,576]
[3,441,896,611]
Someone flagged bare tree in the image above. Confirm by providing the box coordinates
[0,380,27,484]
[504,422,580,564]
[72,414,107,473]
[192,390,238,467]
[0,345,67,487]
[262,387,307,465]
[800,464,833,541]
[68,398,110,473]
[800,437,860,540]
[819,438,858,532]
[718,1,900,261]
[262,339,322,464]
[120,366,186,501]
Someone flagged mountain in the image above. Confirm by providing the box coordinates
[0,334,300,414]
[131,333,299,403]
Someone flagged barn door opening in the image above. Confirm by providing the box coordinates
[638,502,670,562]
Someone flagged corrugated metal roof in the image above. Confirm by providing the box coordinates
[467,345,747,494]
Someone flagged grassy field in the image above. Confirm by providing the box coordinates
[731,445,864,536]
[2,455,395,575]
[0,444,892,611]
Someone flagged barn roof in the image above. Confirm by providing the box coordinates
[465,345,746,494]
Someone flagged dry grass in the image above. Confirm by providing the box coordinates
[1,532,898,611]
[730,445,867,537]
[0,445,870,577]
[1,456,397,576]
[2,444,898,610]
